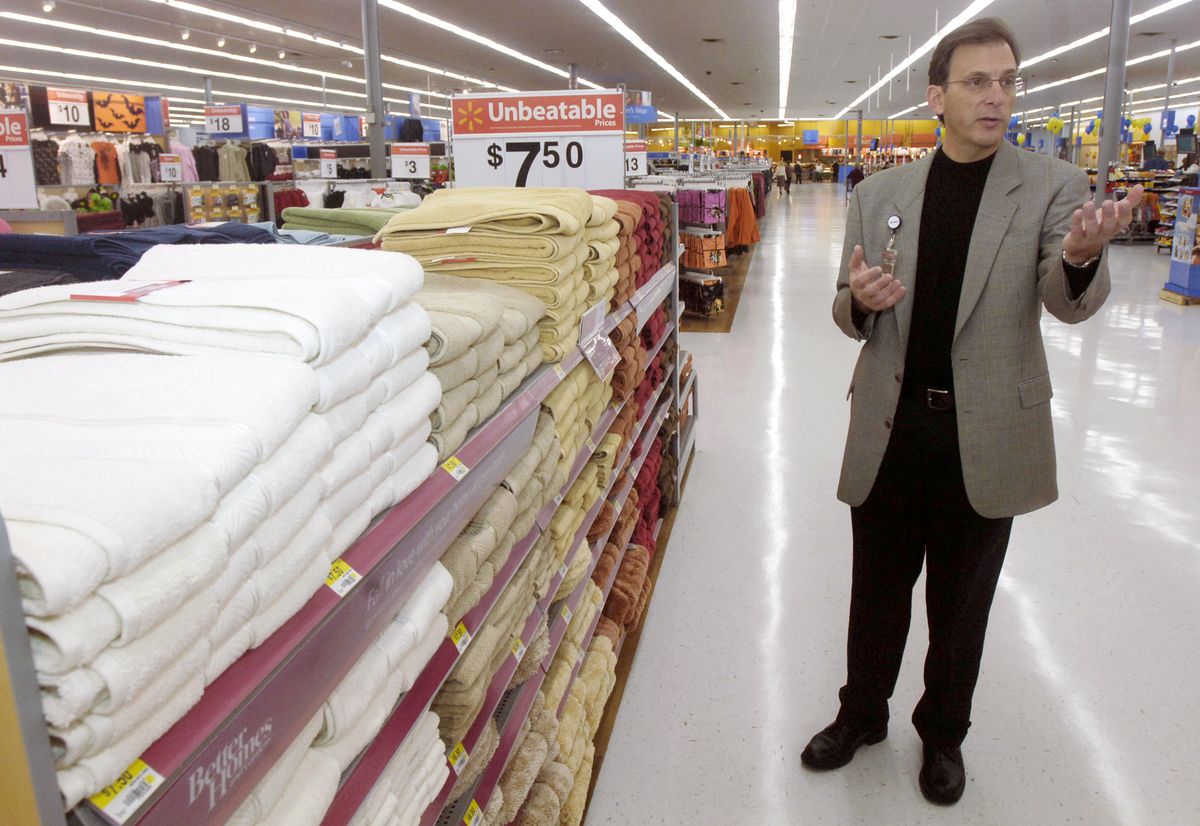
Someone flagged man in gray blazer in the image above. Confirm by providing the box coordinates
[801,18,1143,805]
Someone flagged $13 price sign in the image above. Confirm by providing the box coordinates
[624,140,648,177]
[451,90,624,190]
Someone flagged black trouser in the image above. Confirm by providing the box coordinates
[836,392,1013,748]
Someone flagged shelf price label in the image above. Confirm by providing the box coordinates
[463,799,483,825]
[0,110,38,209]
[159,153,182,182]
[624,140,647,176]
[391,143,431,179]
[88,758,162,823]
[451,90,624,189]
[441,455,470,481]
[319,149,338,179]
[204,105,244,135]
[325,558,362,597]
[451,621,473,653]
[302,112,322,139]
[511,635,527,663]
[448,742,470,775]
[48,88,90,127]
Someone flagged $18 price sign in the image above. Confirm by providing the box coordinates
[451,90,624,190]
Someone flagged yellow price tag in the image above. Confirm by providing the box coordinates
[561,604,573,626]
[441,455,470,481]
[450,622,472,653]
[585,437,597,452]
[448,741,470,775]
[511,635,527,663]
[463,799,483,825]
[553,363,567,380]
[558,561,569,579]
[325,558,362,597]
[89,758,162,822]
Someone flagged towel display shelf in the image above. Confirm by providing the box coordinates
[431,384,675,826]
[680,368,697,411]
[0,200,692,826]
[645,321,675,366]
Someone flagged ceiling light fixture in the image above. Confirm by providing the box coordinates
[574,0,729,118]
[41,0,54,12]
[778,0,797,119]
[216,37,226,48]
[379,0,602,88]
[1021,0,1197,69]
[180,28,189,41]
[836,0,996,119]
[248,42,257,53]
[278,49,286,59]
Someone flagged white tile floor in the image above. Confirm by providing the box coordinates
[587,183,1200,825]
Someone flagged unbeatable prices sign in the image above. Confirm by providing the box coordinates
[452,92,623,136]
[451,90,625,189]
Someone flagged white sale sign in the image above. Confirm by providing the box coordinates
[391,143,431,179]
[319,149,338,179]
[451,90,624,189]
[159,153,182,182]
[0,110,38,209]
[624,140,647,176]
[204,105,244,135]
[302,113,322,139]
[47,88,89,127]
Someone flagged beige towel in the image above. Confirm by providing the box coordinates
[380,228,584,263]
[422,273,548,343]
[377,187,593,237]
[588,195,618,227]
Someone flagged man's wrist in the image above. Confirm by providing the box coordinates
[1063,247,1102,268]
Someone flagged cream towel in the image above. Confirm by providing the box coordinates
[468,373,505,424]
[55,669,206,810]
[257,749,342,826]
[561,743,595,826]
[430,408,475,463]
[584,216,620,242]
[379,228,584,263]
[421,273,547,344]
[588,195,618,226]
[417,291,503,365]
[430,346,480,392]
[424,246,588,286]
[470,326,506,378]
[376,186,594,237]
[225,712,324,825]
[126,243,424,312]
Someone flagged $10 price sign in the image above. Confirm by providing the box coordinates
[451,90,624,189]
[47,88,90,127]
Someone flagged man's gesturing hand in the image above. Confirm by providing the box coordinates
[1063,184,1144,265]
[848,244,906,313]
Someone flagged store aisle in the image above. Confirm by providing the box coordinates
[588,184,1200,825]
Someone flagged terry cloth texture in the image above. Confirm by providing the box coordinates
[281,206,411,236]
[375,187,595,236]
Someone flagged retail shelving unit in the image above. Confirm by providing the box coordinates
[0,205,690,826]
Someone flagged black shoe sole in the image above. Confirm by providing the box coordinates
[800,728,888,771]
[919,770,966,805]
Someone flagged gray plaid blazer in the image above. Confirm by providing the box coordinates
[832,141,1110,518]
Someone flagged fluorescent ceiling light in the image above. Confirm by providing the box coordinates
[836,0,996,119]
[1022,0,1197,69]
[0,36,369,102]
[778,0,796,119]
[575,0,729,118]
[379,0,601,89]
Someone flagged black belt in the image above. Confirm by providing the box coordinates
[901,384,955,411]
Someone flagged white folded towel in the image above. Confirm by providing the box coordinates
[0,351,317,462]
[369,443,438,518]
[204,624,254,687]
[257,748,342,826]
[26,596,121,677]
[126,243,425,313]
[249,511,333,616]
[0,277,391,366]
[55,667,206,809]
[313,302,433,411]
[350,713,443,826]
[225,711,324,826]
[39,588,216,724]
[5,458,223,618]
[248,533,334,647]
[396,612,448,692]
[48,635,209,767]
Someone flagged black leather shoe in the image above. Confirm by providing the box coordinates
[800,720,888,770]
[919,744,966,805]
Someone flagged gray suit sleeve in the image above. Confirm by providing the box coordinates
[832,187,877,341]
[1038,167,1111,323]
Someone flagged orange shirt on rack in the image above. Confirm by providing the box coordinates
[91,140,121,185]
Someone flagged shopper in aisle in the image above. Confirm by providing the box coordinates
[1143,150,1171,171]
[845,165,865,192]
[805,17,1144,806]
[1180,154,1198,174]
[831,160,840,183]
[775,161,790,194]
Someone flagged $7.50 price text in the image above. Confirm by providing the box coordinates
[486,140,583,187]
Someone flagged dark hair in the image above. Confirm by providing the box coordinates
[928,18,1021,88]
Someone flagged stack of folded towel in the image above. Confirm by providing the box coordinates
[487,690,561,825]
[540,582,602,716]
[608,314,646,407]
[415,274,547,461]
[632,437,667,556]
[227,566,451,826]
[601,545,652,637]
[606,404,639,467]
[344,711,448,826]
[440,411,562,626]
[641,302,668,351]
[553,539,592,603]
[581,207,621,309]
[512,757,574,826]
[542,362,615,482]
[448,719,499,804]
[281,206,411,237]
[375,187,613,362]
[589,190,667,289]
[0,244,443,808]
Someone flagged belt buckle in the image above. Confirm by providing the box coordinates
[926,388,951,410]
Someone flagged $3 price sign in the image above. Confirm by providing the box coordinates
[486,140,584,187]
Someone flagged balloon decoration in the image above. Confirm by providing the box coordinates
[1016,132,1026,146]
[935,126,942,140]
[1009,115,1020,130]
[1188,114,1197,127]
[1121,118,1131,128]
[1047,114,1064,135]
[1143,122,1153,135]
[1085,119,1096,135]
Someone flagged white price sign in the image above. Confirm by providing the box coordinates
[159,153,182,182]
[391,143,431,179]
[302,113,322,139]
[47,88,89,127]
[0,110,38,209]
[624,140,647,176]
[451,90,624,189]
[319,149,338,179]
[204,104,244,135]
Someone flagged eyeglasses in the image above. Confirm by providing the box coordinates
[944,75,1024,95]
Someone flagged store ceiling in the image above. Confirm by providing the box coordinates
[2,0,1199,125]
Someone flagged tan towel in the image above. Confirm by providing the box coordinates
[377,186,594,237]
[421,273,548,344]
[379,228,584,263]
[430,347,480,391]
[588,195,618,227]
[584,219,620,244]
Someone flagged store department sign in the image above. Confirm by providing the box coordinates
[451,89,624,189]
[0,110,38,209]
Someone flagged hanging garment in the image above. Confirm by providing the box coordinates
[217,143,251,182]
[90,141,121,186]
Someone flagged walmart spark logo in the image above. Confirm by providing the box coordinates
[456,100,485,131]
